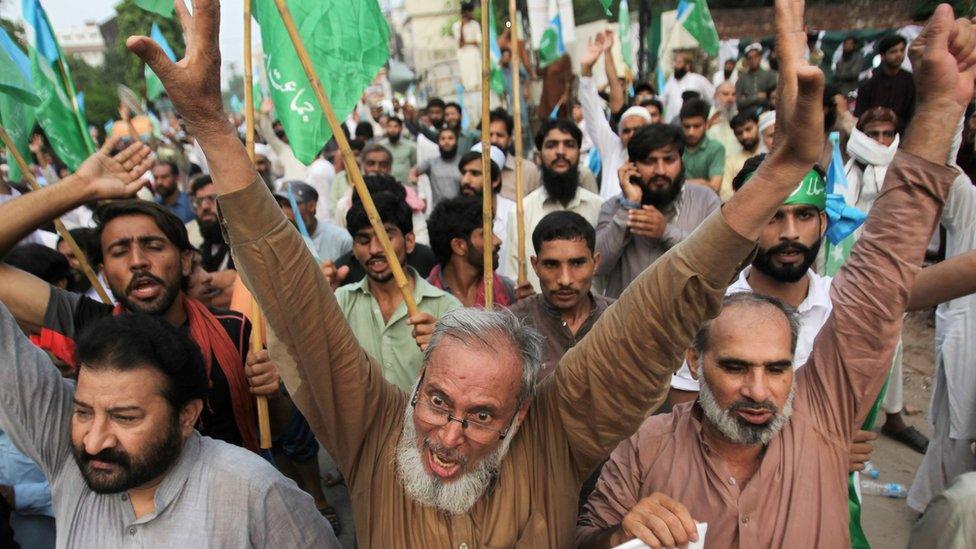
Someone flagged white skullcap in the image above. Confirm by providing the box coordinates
[619,106,654,130]
[470,143,507,172]
[745,42,763,55]
[759,110,776,134]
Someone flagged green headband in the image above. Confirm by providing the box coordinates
[743,168,826,210]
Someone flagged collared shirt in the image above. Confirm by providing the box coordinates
[305,220,353,263]
[682,136,726,182]
[503,186,603,290]
[508,292,615,379]
[335,268,461,392]
[671,266,834,391]
[0,305,339,548]
[377,137,418,185]
[416,154,461,208]
[155,191,195,223]
[221,173,756,547]
[596,185,721,298]
[578,151,958,548]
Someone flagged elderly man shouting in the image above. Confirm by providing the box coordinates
[131,0,838,545]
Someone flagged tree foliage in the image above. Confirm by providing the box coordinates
[112,0,185,95]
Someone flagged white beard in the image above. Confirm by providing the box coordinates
[395,404,520,515]
[699,373,796,446]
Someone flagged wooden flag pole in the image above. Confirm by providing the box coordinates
[271,0,420,317]
[479,0,494,308]
[0,124,111,304]
[243,0,271,450]
[509,0,527,286]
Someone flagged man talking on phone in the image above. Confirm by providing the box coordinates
[596,124,721,299]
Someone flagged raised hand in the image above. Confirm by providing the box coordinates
[75,136,153,200]
[910,5,976,111]
[580,33,607,74]
[126,0,225,137]
[768,0,824,169]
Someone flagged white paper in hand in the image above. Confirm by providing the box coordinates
[611,522,708,549]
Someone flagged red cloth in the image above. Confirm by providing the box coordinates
[427,265,511,308]
[113,297,259,452]
[30,329,77,371]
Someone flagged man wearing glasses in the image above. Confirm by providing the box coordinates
[136,0,842,545]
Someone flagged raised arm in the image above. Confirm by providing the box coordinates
[799,5,976,435]
[128,0,401,473]
[0,139,151,331]
[603,31,626,115]
[549,0,828,474]
[579,33,623,161]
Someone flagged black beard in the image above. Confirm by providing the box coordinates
[439,145,457,161]
[740,137,760,152]
[112,271,182,316]
[639,171,685,210]
[752,238,822,283]
[199,218,223,243]
[156,185,176,199]
[73,412,183,494]
[674,67,688,79]
[388,133,401,144]
[541,165,580,206]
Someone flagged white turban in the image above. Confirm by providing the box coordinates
[759,110,776,135]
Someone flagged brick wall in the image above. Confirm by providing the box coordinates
[712,0,916,39]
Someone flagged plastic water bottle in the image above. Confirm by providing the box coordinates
[862,461,880,479]
[860,480,907,498]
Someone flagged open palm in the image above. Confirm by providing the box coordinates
[75,137,153,200]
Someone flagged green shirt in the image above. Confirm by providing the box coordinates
[335,269,461,391]
[682,136,726,181]
[377,137,417,185]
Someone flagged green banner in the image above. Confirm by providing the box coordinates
[30,47,91,171]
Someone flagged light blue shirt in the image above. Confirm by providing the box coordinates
[0,429,53,517]
[156,191,195,224]
[302,220,353,263]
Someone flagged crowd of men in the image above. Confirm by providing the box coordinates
[1,0,976,547]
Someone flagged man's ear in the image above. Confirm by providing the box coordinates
[405,231,417,255]
[592,251,602,271]
[450,236,467,258]
[180,250,193,278]
[179,399,204,437]
[818,210,828,238]
[686,348,702,380]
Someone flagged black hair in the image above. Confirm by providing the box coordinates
[534,118,583,151]
[387,116,403,126]
[93,200,191,264]
[680,90,702,104]
[355,121,374,140]
[349,138,366,153]
[445,102,463,114]
[57,227,99,266]
[154,160,179,176]
[732,153,826,193]
[730,109,760,130]
[361,143,394,163]
[487,108,514,136]
[627,123,685,161]
[461,1,475,12]
[438,126,459,138]
[427,196,483,267]
[427,97,446,111]
[634,82,655,95]
[352,174,407,205]
[346,188,413,236]
[74,313,208,412]
[3,243,71,286]
[876,34,907,55]
[679,98,710,121]
[458,150,501,183]
[189,174,213,196]
[531,210,595,254]
[640,97,664,115]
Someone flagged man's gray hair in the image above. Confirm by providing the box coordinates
[423,307,543,402]
[691,291,799,355]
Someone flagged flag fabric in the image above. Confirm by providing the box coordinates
[538,13,566,69]
[253,0,389,165]
[21,0,59,63]
[0,30,40,106]
[618,0,632,71]
[230,95,244,114]
[30,47,91,171]
[486,5,506,95]
[145,23,177,101]
[0,28,38,182]
[676,0,720,57]
[823,132,858,276]
[0,27,32,85]
[599,0,613,16]
[134,0,174,18]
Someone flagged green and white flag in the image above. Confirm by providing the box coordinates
[145,23,177,101]
[618,0,632,71]
[0,27,38,182]
[253,0,389,164]
[30,47,91,171]
[134,0,174,18]
[486,4,506,95]
[676,0,720,57]
[599,0,613,16]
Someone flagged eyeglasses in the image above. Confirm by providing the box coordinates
[410,370,522,443]
[192,195,218,208]
[865,130,896,141]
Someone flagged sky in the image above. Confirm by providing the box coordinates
[2,0,249,87]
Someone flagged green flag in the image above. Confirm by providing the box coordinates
[679,0,720,57]
[486,4,506,95]
[618,0,632,71]
[253,0,389,165]
[145,23,177,101]
[599,0,613,16]
[0,93,36,182]
[134,0,174,18]
[30,47,91,171]
[0,49,40,107]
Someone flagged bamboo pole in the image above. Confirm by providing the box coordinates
[271,0,419,317]
[479,0,494,308]
[509,0,526,286]
[0,124,111,304]
[243,0,271,450]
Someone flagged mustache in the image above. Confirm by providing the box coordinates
[764,241,812,257]
[728,398,778,415]
[424,438,468,466]
[78,447,131,468]
[125,272,166,295]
